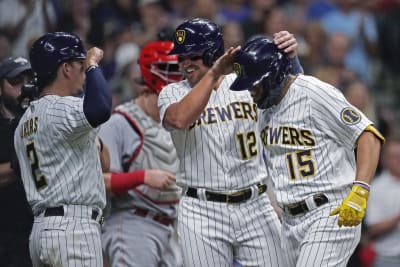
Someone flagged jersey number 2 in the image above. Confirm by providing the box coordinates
[26,142,48,190]
[286,150,316,180]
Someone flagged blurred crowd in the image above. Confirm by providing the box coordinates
[0,0,399,266]
[0,0,399,138]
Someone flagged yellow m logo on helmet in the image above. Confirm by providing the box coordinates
[233,63,242,77]
[175,30,186,44]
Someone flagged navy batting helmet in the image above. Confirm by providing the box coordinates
[169,18,224,67]
[29,32,86,86]
[230,37,291,109]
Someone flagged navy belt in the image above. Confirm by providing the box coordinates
[186,183,267,204]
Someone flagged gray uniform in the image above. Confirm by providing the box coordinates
[99,101,181,267]
[158,75,284,267]
[258,75,373,267]
[14,95,105,267]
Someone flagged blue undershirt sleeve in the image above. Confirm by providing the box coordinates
[289,56,303,75]
[83,66,112,127]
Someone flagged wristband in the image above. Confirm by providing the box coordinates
[110,170,145,194]
[86,65,98,72]
[353,181,370,191]
[289,56,303,75]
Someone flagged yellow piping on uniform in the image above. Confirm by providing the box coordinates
[365,125,385,144]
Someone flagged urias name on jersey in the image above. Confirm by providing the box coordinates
[19,116,39,138]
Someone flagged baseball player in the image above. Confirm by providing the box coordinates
[100,40,182,267]
[158,18,302,267]
[0,56,33,266]
[14,32,112,267]
[230,36,384,267]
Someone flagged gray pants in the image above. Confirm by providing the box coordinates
[102,209,178,267]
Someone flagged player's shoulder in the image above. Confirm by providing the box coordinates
[108,102,140,126]
[104,111,131,129]
[158,80,191,108]
[225,73,237,82]
[114,100,136,113]
[294,74,343,98]
[294,75,330,90]
[45,95,83,110]
[222,73,239,89]
[160,80,190,95]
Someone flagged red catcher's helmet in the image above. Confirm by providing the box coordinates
[137,41,182,94]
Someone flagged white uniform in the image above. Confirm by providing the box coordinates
[99,101,181,267]
[258,75,373,267]
[158,74,283,267]
[14,95,105,267]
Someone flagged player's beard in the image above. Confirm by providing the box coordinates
[1,94,23,115]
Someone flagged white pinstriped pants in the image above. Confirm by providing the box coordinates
[178,191,284,267]
[281,190,361,267]
[29,207,103,267]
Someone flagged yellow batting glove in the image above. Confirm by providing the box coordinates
[329,185,369,227]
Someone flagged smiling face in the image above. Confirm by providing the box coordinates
[178,53,209,87]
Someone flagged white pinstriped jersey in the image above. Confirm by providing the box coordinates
[14,95,106,215]
[158,73,268,191]
[258,75,372,205]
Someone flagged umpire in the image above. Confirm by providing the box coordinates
[0,56,33,266]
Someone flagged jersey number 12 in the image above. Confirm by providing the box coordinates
[236,130,258,160]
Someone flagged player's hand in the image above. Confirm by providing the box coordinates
[144,169,176,189]
[273,31,298,58]
[210,46,241,76]
[84,47,104,69]
[329,185,369,227]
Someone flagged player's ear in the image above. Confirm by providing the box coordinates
[60,61,73,78]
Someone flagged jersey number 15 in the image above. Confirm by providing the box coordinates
[286,150,316,180]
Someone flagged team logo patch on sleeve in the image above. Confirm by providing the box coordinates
[175,30,185,44]
[341,107,361,125]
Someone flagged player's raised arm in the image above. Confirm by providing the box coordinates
[163,46,240,129]
[159,19,240,130]
[273,31,303,74]
[82,47,112,128]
